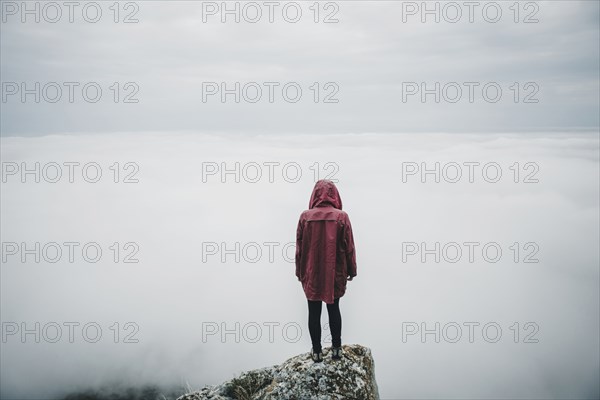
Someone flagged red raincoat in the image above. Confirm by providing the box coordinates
[295,180,357,304]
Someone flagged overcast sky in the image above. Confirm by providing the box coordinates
[1,1,599,400]
[1,0,599,136]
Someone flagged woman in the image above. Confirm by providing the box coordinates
[295,179,358,362]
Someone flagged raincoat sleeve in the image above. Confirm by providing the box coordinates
[343,214,357,278]
[295,215,304,280]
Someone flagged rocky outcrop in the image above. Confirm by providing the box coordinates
[178,344,379,400]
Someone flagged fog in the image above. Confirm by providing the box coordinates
[1,0,599,398]
[1,131,598,399]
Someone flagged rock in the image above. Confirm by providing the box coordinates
[177,344,379,400]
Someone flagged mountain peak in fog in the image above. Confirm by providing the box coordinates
[178,344,380,400]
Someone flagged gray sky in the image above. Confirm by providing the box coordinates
[1,0,599,136]
[1,1,599,400]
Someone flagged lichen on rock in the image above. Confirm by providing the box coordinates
[178,344,379,400]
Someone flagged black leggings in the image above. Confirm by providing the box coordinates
[307,297,341,352]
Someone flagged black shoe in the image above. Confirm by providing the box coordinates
[311,348,323,363]
[331,346,342,360]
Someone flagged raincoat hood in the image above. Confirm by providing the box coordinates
[309,180,343,210]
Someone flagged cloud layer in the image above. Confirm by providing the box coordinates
[1,131,598,399]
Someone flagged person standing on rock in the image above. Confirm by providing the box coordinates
[295,179,358,362]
